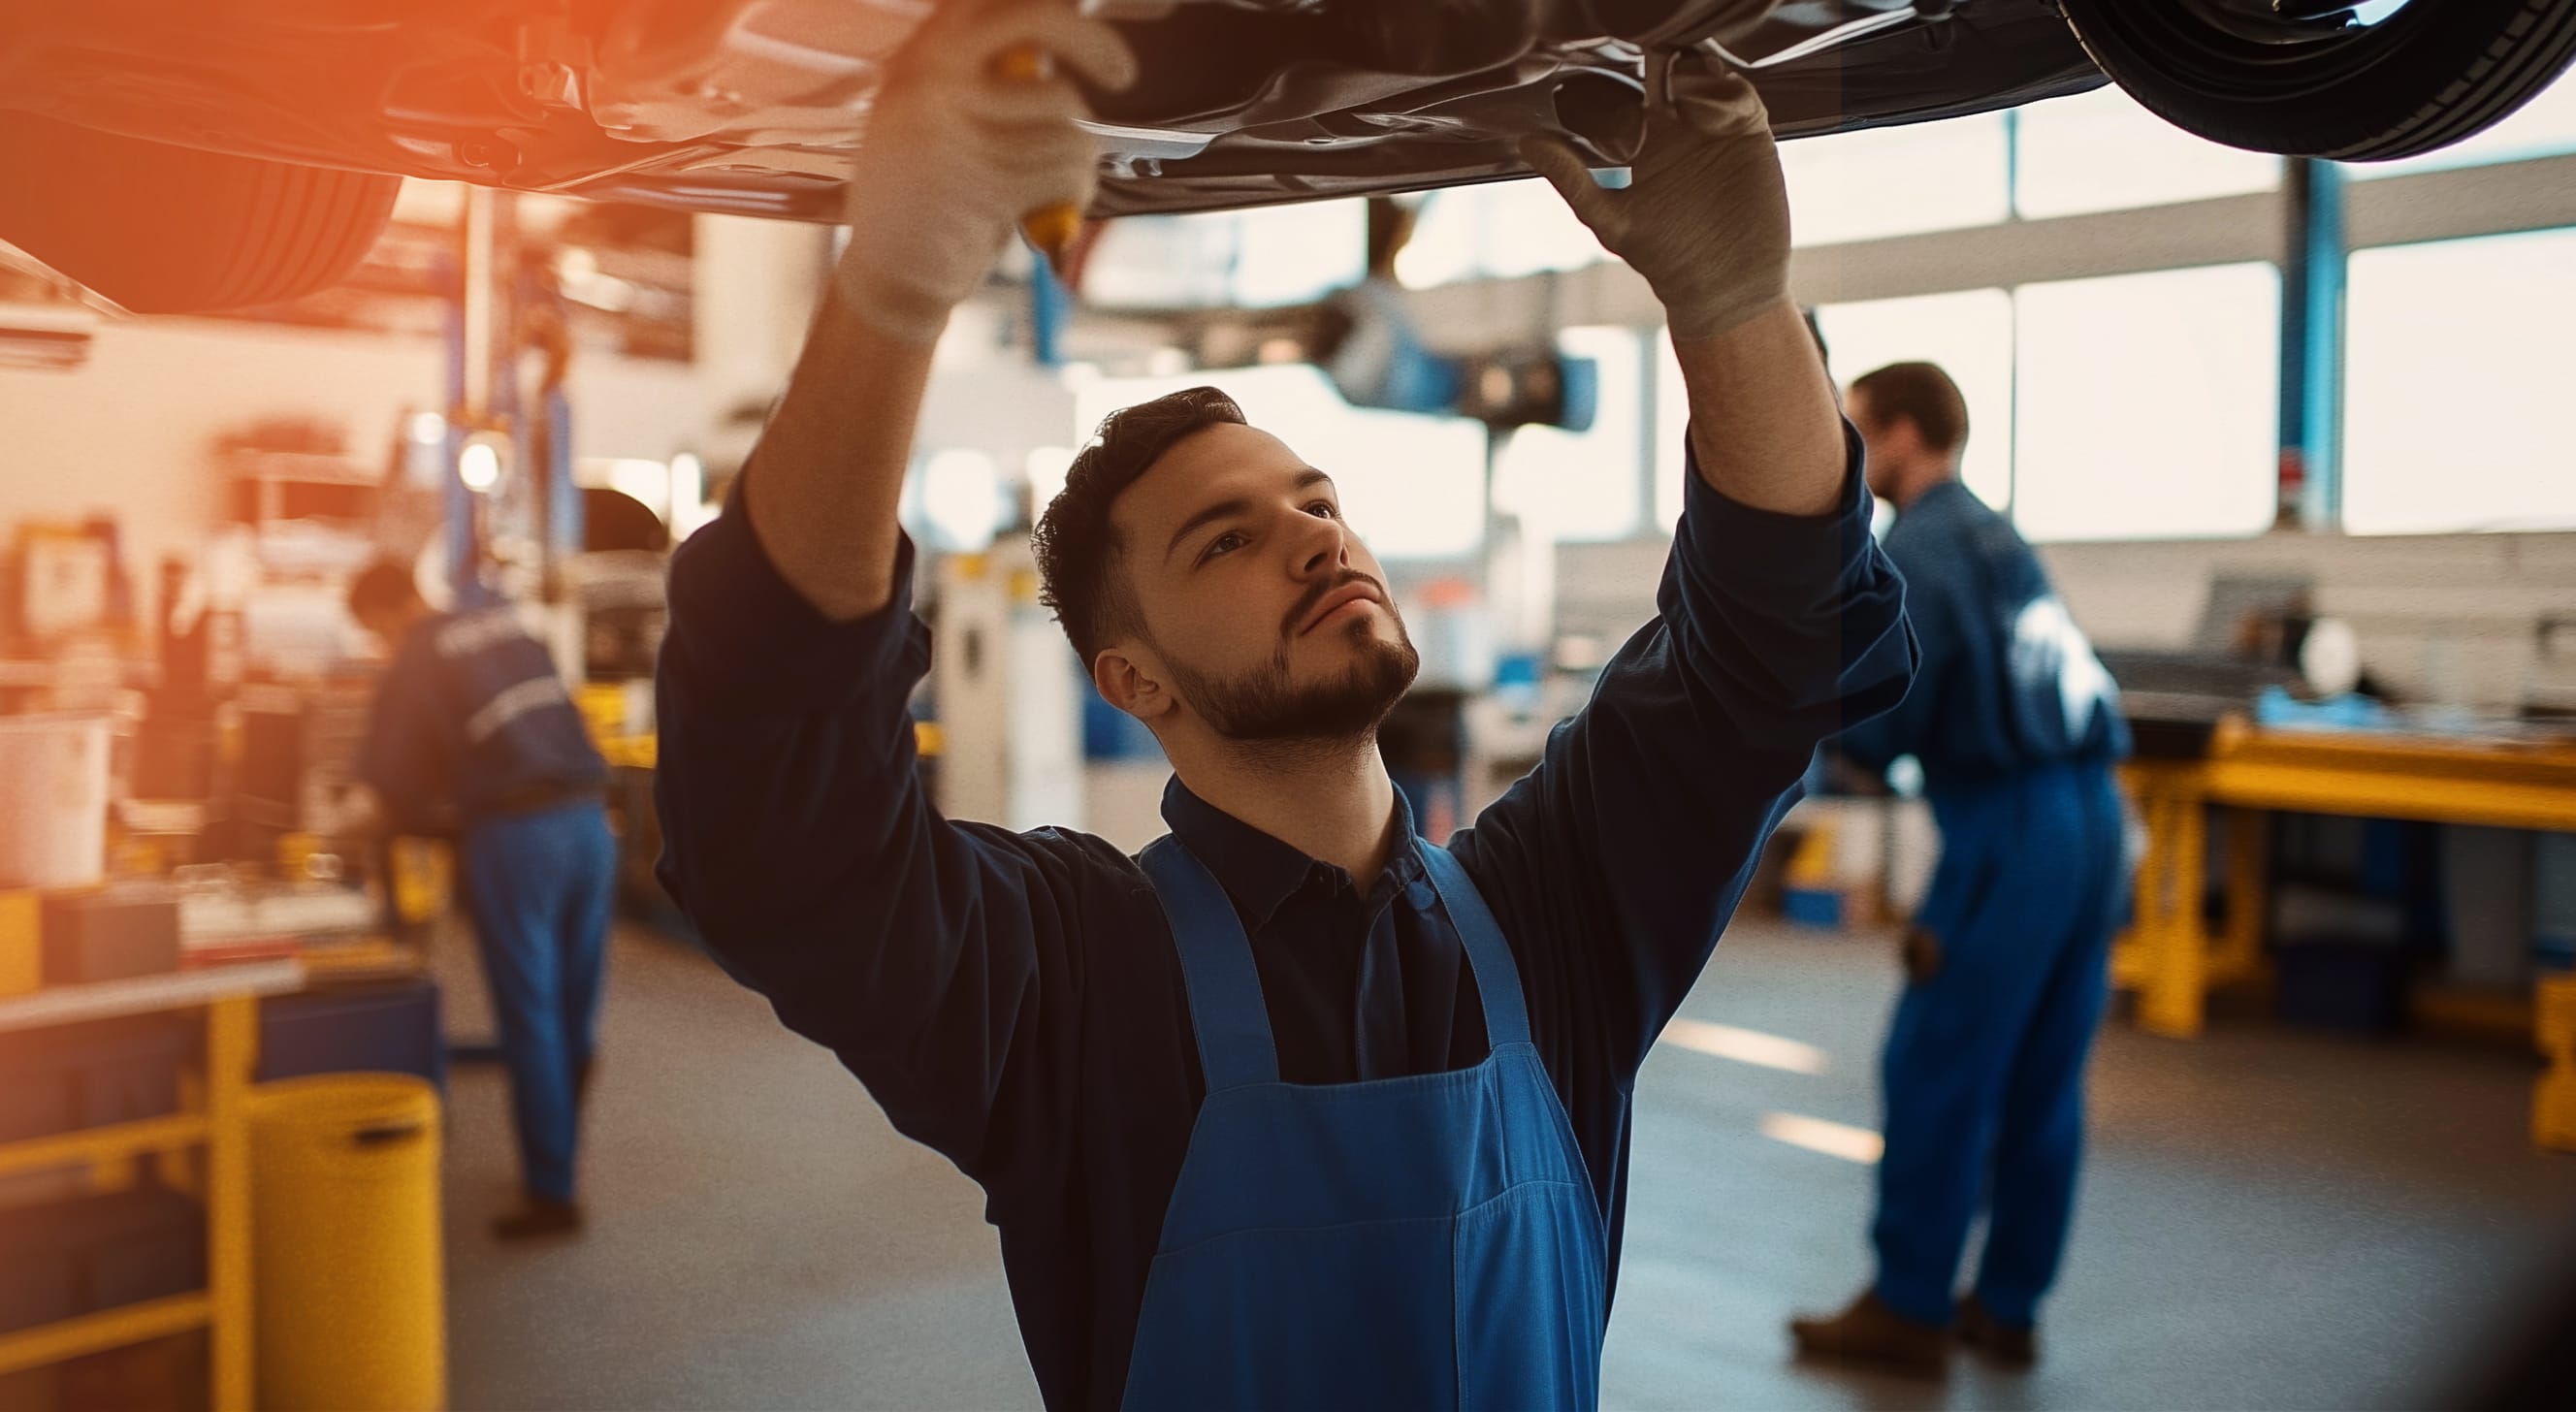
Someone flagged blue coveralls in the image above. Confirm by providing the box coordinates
[357,607,616,1203]
[1840,481,2131,1330]
[1124,836,1607,1408]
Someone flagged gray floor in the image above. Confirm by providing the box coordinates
[435,920,2576,1411]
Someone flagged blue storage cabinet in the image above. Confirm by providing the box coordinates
[256,978,445,1090]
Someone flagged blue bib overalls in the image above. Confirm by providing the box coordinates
[1122,837,1609,1410]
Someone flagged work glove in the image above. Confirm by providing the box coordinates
[835,0,1137,343]
[1521,52,1791,342]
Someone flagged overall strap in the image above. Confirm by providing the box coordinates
[1417,844,1532,1049]
[1139,837,1281,1091]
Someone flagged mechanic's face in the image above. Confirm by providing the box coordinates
[1104,423,1418,744]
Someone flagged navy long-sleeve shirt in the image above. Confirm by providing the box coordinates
[355,609,607,833]
[654,431,1915,1412]
[1840,481,2129,788]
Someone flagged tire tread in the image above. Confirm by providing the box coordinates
[2062,0,2576,161]
[0,113,400,312]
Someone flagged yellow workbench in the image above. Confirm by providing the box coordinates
[0,959,305,1410]
[2117,721,2576,1148]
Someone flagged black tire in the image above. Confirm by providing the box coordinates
[2056,0,2576,161]
[0,113,400,313]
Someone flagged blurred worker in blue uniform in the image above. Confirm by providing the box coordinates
[344,560,615,1240]
[1791,361,2132,1375]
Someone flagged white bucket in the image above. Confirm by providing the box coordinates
[0,713,111,890]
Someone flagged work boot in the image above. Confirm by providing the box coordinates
[491,1195,585,1241]
[1954,1294,2038,1368]
[1788,1290,1949,1378]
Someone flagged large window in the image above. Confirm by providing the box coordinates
[2012,86,2282,218]
[1657,291,2016,528]
[1492,326,1645,542]
[2012,263,2280,542]
[1396,178,1608,288]
[1777,112,2011,246]
[1070,363,1487,559]
[1083,72,2576,550]
[1817,289,2018,512]
[2343,227,2576,534]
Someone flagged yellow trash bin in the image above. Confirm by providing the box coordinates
[249,1074,448,1411]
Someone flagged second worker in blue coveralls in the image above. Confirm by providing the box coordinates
[1790,361,2132,1377]
[655,2,1915,1406]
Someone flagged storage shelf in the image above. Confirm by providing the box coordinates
[0,1293,210,1377]
[0,978,276,1406]
[0,1112,209,1180]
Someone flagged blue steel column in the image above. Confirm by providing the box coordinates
[2278,157,2348,530]
[546,385,580,561]
[1030,252,1069,368]
[440,253,476,595]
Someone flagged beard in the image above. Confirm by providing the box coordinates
[1169,609,1421,745]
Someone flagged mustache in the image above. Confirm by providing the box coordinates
[1283,570,1387,640]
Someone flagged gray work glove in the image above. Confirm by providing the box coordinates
[1520,54,1791,342]
[835,0,1137,343]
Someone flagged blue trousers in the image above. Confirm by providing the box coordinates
[1872,760,2125,1330]
[461,801,617,1203]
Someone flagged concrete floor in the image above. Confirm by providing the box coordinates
[434,919,2576,1411]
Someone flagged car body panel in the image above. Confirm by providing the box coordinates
[0,0,2105,220]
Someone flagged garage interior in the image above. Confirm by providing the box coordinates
[3,5,2576,1409]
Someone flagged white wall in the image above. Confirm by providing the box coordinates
[692,214,829,426]
[1555,527,2576,713]
[0,320,441,594]
[2041,530,2576,709]
[562,350,709,466]
[0,316,710,619]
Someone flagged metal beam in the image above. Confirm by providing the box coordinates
[2279,158,2348,530]
[1383,151,2576,342]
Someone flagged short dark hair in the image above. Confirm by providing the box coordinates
[1032,386,1246,667]
[1850,361,1969,457]
[346,558,422,623]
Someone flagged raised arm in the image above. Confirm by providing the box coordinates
[752,0,1136,620]
[1523,55,1843,519]
[654,0,1136,1183]
[1472,54,1914,1073]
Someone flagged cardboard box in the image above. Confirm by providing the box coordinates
[40,884,180,985]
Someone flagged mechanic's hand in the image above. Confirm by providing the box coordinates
[836,0,1137,343]
[1521,53,1790,343]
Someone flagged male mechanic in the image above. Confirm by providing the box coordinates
[1790,362,2130,1375]
[654,0,1914,1405]
[345,560,615,1240]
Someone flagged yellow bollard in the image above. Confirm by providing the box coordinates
[248,1075,447,1410]
[0,889,39,997]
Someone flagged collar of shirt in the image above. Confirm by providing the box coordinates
[1898,478,1975,528]
[1158,775,1431,933]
